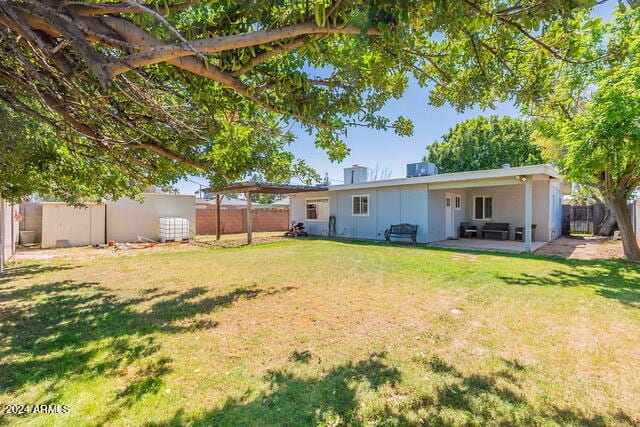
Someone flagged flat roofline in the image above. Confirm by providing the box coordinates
[203,182,328,195]
[328,164,561,191]
[39,193,196,204]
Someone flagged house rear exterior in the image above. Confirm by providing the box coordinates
[290,164,565,251]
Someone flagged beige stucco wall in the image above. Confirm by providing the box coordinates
[427,189,467,242]
[19,202,43,242]
[106,194,196,242]
[39,194,196,248]
[41,203,105,248]
[635,200,640,243]
[465,181,550,241]
[1,199,19,263]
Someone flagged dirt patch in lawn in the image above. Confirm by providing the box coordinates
[534,236,624,260]
[12,232,289,262]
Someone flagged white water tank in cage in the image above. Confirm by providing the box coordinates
[159,217,190,242]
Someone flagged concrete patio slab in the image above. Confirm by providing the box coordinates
[429,238,547,254]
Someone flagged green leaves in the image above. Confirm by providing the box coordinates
[426,116,543,173]
[531,5,640,198]
[0,0,616,202]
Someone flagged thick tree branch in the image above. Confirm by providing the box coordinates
[100,16,336,128]
[65,0,197,17]
[104,22,382,78]
[230,37,315,77]
[168,56,335,129]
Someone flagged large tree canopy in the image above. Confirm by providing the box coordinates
[532,5,640,261]
[0,0,610,202]
[425,116,543,173]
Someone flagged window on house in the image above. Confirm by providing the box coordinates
[474,196,493,220]
[352,195,369,216]
[306,198,329,221]
[455,196,461,210]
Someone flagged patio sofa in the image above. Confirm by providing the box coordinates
[481,222,510,240]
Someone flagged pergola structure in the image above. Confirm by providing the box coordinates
[202,182,328,244]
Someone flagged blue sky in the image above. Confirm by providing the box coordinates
[177,2,616,195]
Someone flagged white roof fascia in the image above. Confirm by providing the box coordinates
[328,164,561,192]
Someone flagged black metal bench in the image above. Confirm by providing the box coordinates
[385,223,418,244]
[481,222,510,240]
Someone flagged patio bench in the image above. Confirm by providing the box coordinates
[385,223,418,244]
[481,222,510,240]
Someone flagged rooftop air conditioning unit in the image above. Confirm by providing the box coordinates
[406,162,438,178]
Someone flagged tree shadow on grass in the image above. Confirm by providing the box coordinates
[398,356,637,426]
[0,262,75,285]
[144,354,638,426]
[497,260,640,308]
[0,275,295,413]
[145,352,401,427]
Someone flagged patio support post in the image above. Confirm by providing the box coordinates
[216,194,221,241]
[246,192,252,245]
[524,176,533,252]
[424,184,429,243]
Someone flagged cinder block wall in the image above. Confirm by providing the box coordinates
[195,204,289,235]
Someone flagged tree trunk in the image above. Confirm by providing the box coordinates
[605,193,640,262]
[596,207,617,236]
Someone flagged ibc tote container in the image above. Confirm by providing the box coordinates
[159,217,190,242]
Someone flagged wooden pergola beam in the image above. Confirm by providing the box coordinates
[216,194,221,241]
[202,181,328,245]
[246,191,252,245]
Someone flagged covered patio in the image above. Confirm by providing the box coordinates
[426,168,565,253]
[429,238,547,254]
[202,182,328,244]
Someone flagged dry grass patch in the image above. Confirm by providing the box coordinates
[0,239,639,426]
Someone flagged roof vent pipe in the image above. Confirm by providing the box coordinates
[502,163,511,169]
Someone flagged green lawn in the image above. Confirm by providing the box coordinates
[1,239,639,426]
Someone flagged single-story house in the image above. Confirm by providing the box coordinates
[289,164,566,252]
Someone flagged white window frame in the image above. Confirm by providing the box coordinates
[473,195,493,220]
[305,197,330,221]
[352,194,370,216]
[454,195,462,211]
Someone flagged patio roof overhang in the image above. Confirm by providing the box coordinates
[200,182,328,244]
[202,182,328,195]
